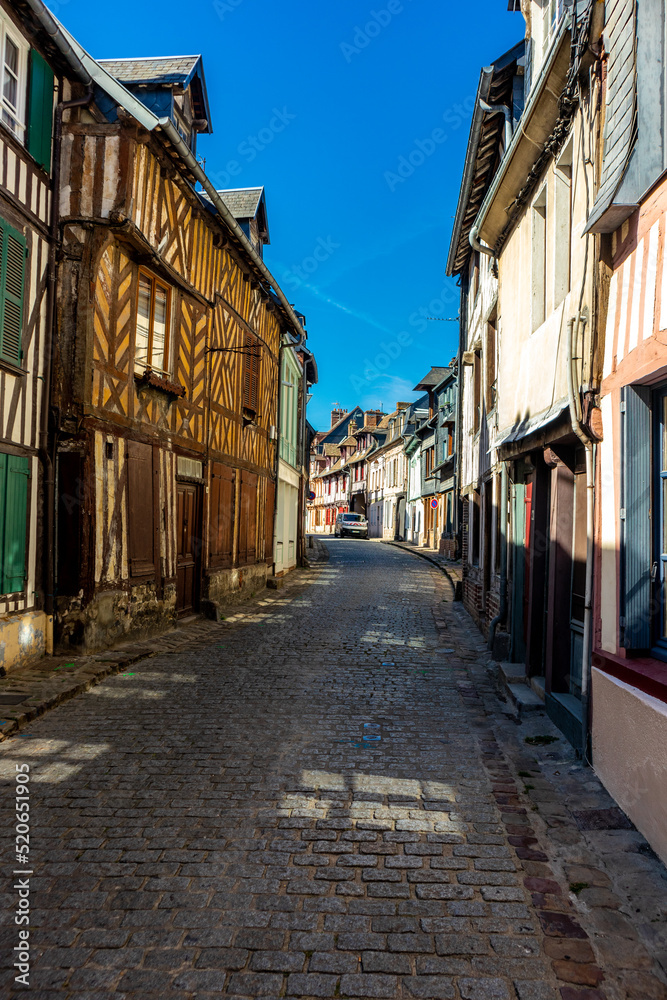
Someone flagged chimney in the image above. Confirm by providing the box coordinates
[331,408,346,427]
[348,420,357,435]
[364,409,384,428]
[397,401,410,410]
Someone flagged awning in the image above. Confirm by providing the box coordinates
[493,398,570,449]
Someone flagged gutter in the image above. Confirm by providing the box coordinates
[473,15,571,245]
[23,0,92,85]
[445,67,494,276]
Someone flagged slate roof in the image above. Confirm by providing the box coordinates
[97,56,201,86]
[348,446,372,464]
[217,188,264,219]
[414,367,451,391]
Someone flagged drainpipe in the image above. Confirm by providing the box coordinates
[469,224,495,260]
[487,462,509,652]
[566,311,594,759]
[479,99,514,152]
[42,81,94,654]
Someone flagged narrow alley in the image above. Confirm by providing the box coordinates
[1,541,666,1000]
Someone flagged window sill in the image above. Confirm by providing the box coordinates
[0,357,27,377]
[592,649,667,706]
[134,369,185,400]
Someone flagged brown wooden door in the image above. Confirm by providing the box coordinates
[176,483,201,615]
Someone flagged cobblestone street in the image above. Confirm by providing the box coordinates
[2,540,667,1000]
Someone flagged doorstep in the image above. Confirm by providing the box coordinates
[497,662,546,718]
[546,690,584,753]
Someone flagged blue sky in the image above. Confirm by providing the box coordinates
[53,0,523,430]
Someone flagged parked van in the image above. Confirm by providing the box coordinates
[334,513,368,538]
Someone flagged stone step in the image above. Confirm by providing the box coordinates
[507,682,545,713]
[530,675,546,702]
[498,661,527,684]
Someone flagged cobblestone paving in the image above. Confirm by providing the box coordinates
[1,540,666,999]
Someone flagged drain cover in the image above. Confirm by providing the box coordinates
[572,807,633,831]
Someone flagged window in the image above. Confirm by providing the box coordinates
[135,270,171,375]
[486,317,497,412]
[0,16,28,144]
[470,250,480,301]
[473,350,482,433]
[0,451,29,595]
[653,387,667,657]
[554,140,572,305]
[471,490,481,566]
[242,332,261,415]
[620,385,652,653]
[543,0,565,54]
[0,217,25,367]
[531,186,547,331]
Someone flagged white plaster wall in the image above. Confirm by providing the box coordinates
[496,114,594,437]
[592,668,667,866]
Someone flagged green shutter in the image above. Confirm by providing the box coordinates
[27,49,54,173]
[1,455,29,595]
[0,220,26,366]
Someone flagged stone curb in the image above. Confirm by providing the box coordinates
[0,562,325,744]
[380,539,462,595]
[304,535,330,566]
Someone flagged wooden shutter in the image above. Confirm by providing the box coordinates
[27,49,54,173]
[621,385,652,649]
[265,479,275,564]
[209,462,234,568]
[0,454,29,595]
[242,334,260,412]
[127,441,155,577]
[238,470,257,565]
[0,220,26,367]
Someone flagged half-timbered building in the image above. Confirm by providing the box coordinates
[0,2,80,671]
[49,32,312,649]
[587,0,667,865]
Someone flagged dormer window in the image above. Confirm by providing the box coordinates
[96,54,212,156]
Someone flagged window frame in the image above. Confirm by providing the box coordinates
[653,385,667,662]
[134,267,172,377]
[0,13,29,146]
